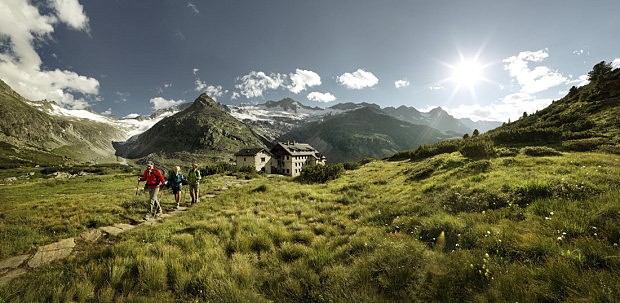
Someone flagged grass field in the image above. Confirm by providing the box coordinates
[1,151,619,302]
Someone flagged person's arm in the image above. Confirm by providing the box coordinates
[139,170,147,181]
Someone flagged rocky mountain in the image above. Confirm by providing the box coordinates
[228,98,334,145]
[0,80,127,167]
[114,94,265,162]
[279,106,452,162]
[459,118,503,133]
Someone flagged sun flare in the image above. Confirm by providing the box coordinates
[451,60,484,88]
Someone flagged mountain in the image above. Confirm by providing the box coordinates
[114,93,265,162]
[383,106,472,134]
[328,102,382,111]
[487,61,620,147]
[459,118,502,133]
[279,106,452,162]
[0,80,126,167]
[228,98,331,145]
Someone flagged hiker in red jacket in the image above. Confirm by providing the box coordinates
[139,161,165,218]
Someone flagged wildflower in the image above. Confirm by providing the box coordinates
[549,211,554,215]
[484,253,489,258]
[545,217,551,220]
[557,236,563,241]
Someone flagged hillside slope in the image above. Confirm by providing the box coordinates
[114,93,265,162]
[0,80,126,166]
[280,107,451,162]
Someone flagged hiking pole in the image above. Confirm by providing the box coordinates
[135,180,141,196]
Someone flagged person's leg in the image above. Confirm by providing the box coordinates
[148,188,157,215]
[190,185,196,203]
[152,187,162,214]
[195,184,200,203]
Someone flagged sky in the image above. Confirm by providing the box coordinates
[1,0,619,122]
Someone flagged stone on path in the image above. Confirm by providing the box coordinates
[0,268,27,286]
[80,229,104,243]
[0,254,30,275]
[28,238,76,268]
[203,194,216,198]
[100,223,136,237]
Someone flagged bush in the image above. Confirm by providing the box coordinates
[203,161,237,175]
[389,139,461,161]
[342,161,361,170]
[298,164,344,183]
[459,139,496,159]
[521,146,562,156]
[561,138,607,152]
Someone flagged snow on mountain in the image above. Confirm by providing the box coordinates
[27,100,182,140]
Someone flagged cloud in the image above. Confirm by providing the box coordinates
[394,79,410,88]
[287,69,321,94]
[307,92,336,102]
[187,2,199,14]
[441,93,553,122]
[194,79,207,92]
[149,97,186,111]
[0,0,98,109]
[337,69,379,89]
[567,74,590,87]
[429,85,443,90]
[102,108,112,115]
[503,49,568,94]
[124,113,140,119]
[231,92,240,100]
[115,91,130,103]
[612,58,620,69]
[51,0,89,31]
[234,71,286,98]
[205,85,228,101]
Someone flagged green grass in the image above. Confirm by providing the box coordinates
[1,152,619,302]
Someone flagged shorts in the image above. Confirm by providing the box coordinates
[172,186,181,194]
[189,183,199,190]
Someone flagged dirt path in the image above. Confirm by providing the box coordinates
[0,176,253,286]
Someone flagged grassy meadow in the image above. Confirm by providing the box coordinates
[1,150,619,302]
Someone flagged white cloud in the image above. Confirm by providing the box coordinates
[124,113,140,119]
[234,71,286,98]
[102,108,112,115]
[394,79,410,88]
[429,85,443,90]
[51,0,89,31]
[567,74,590,87]
[194,79,207,92]
[192,68,199,75]
[503,49,568,94]
[612,58,620,69]
[187,2,199,14]
[231,92,240,100]
[0,0,98,109]
[442,93,553,122]
[337,69,379,89]
[205,85,228,101]
[288,69,321,94]
[149,97,186,111]
[307,92,336,102]
[115,91,130,103]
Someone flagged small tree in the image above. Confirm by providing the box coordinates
[463,133,470,139]
[522,112,528,119]
[472,129,480,137]
[588,61,613,82]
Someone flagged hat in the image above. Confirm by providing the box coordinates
[147,161,154,166]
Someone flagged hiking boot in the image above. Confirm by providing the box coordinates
[176,203,180,209]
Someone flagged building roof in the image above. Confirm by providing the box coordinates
[272,141,322,157]
[234,148,271,157]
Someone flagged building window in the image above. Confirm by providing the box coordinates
[261,157,265,162]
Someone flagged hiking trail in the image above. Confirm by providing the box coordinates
[0,176,253,286]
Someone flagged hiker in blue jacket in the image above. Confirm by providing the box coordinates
[167,166,187,208]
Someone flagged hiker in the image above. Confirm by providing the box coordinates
[167,165,187,208]
[139,161,165,218]
[187,162,202,204]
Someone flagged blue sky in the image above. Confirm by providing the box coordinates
[1,0,619,122]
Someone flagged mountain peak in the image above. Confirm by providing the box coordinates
[192,93,220,109]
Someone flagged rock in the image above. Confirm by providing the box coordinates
[28,238,76,268]
[0,268,28,286]
[0,254,30,274]
[3,177,17,183]
[80,229,103,243]
[100,223,136,236]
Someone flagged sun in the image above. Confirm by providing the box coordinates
[450,59,484,88]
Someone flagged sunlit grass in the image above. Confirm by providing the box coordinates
[1,151,619,302]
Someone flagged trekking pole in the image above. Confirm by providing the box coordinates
[135,180,141,196]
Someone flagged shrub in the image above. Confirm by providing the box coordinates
[462,160,491,174]
[561,138,607,151]
[521,146,562,156]
[342,161,361,170]
[388,139,461,161]
[459,139,496,159]
[203,161,237,175]
[298,164,344,183]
